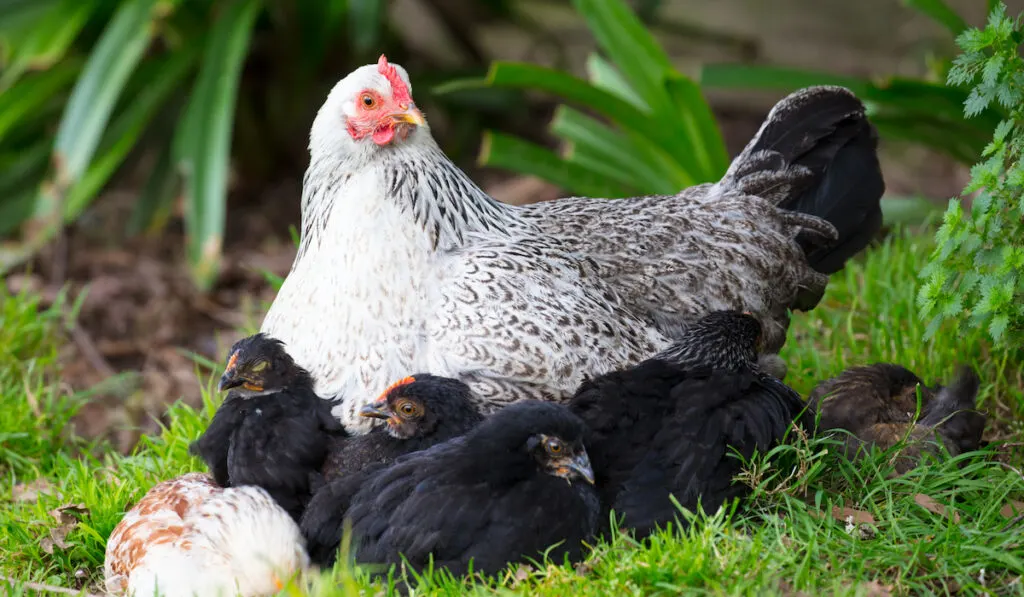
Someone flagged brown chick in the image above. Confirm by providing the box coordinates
[806,363,986,473]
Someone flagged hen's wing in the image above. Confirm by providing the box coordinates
[517,87,884,351]
[428,234,668,409]
[519,193,816,352]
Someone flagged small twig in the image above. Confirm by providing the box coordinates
[0,575,103,597]
[67,323,117,379]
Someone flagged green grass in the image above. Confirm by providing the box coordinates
[1,228,1023,596]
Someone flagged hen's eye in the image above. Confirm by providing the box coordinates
[360,93,376,108]
[251,361,269,373]
[545,439,563,454]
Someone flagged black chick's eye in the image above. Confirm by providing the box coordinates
[396,400,419,417]
[545,439,563,455]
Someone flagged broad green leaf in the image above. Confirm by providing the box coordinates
[0,60,81,142]
[479,131,634,199]
[173,0,260,289]
[902,0,968,37]
[870,115,986,165]
[481,62,682,157]
[585,53,648,110]
[562,143,641,197]
[0,0,92,91]
[52,0,162,189]
[550,105,687,193]
[572,0,673,114]
[62,47,198,221]
[664,74,729,181]
[699,63,869,95]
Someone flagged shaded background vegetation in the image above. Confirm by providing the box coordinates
[0,0,1021,452]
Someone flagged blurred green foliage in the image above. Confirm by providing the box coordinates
[918,3,1024,346]
[438,0,731,197]
[0,0,519,290]
[440,0,1006,217]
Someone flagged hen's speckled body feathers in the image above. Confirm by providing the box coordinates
[260,59,884,432]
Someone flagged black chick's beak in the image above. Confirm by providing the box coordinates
[218,372,244,392]
[567,451,595,485]
[359,403,391,420]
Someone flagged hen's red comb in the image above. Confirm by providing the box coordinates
[377,54,412,106]
[374,375,416,404]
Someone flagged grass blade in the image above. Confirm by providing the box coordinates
[479,130,635,198]
[173,0,261,289]
[51,0,162,190]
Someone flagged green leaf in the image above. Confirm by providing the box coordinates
[0,60,81,143]
[61,47,197,221]
[0,0,92,91]
[550,105,687,193]
[571,0,673,113]
[902,0,968,37]
[663,74,729,181]
[478,131,635,199]
[173,0,260,290]
[482,62,682,158]
[52,0,162,190]
[699,64,869,95]
[584,53,648,110]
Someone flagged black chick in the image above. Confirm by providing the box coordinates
[189,333,345,521]
[806,363,985,473]
[321,373,484,482]
[300,401,599,578]
[570,310,804,539]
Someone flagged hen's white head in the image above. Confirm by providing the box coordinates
[310,54,429,162]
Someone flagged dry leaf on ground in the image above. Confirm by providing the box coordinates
[11,478,55,502]
[914,493,961,523]
[1000,500,1024,518]
[40,504,90,555]
[810,505,876,525]
[859,579,894,596]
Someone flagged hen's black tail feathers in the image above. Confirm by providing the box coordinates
[721,86,885,275]
[920,365,986,455]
